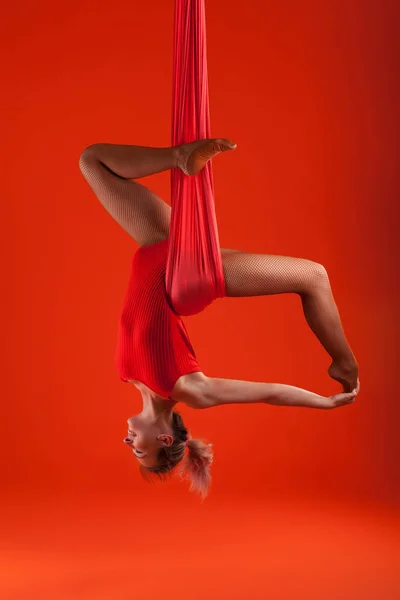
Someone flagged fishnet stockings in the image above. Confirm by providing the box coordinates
[79,142,358,390]
[221,252,358,389]
[79,143,175,247]
[78,139,219,247]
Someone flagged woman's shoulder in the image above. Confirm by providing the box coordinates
[170,372,210,408]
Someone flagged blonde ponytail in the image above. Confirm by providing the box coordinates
[179,438,214,500]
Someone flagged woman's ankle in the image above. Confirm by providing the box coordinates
[174,143,191,173]
[331,356,358,372]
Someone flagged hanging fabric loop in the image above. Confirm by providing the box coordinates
[165,0,226,316]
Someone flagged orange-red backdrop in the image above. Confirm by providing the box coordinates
[2,1,399,599]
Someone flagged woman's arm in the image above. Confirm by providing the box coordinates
[207,377,357,409]
[180,375,358,410]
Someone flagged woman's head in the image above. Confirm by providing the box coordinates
[124,411,213,499]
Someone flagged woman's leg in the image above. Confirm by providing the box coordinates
[220,250,359,392]
[79,139,234,247]
[79,143,179,247]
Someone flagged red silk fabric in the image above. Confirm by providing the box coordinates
[165,0,227,316]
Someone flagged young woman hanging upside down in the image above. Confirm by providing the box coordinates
[78,138,360,498]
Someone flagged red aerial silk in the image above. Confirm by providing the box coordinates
[165,0,226,316]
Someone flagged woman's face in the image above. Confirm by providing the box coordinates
[123,415,173,468]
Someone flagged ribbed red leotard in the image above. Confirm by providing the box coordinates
[115,239,202,398]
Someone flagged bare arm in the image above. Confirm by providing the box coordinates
[207,378,357,409]
[193,376,358,410]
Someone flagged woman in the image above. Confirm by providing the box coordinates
[79,138,360,498]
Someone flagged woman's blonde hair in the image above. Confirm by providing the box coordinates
[139,411,213,499]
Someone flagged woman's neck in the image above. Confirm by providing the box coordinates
[129,379,177,420]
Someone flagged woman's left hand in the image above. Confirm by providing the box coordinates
[321,390,358,410]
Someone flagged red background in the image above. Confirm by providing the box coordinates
[2,1,399,598]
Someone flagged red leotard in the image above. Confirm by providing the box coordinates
[115,239,202,397]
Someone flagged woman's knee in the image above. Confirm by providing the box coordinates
[309,262,330,290]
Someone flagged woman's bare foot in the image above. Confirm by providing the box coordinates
[328,360,359,393]
[177,138,237,176]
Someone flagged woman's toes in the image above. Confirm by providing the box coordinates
[217,138,237,150]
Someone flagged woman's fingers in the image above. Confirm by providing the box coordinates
[320,386,360,409]
[330,391,357,407]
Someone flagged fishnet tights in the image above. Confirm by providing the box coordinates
[79,143,175,247]
[79,142,357,387]
[221,252,356,372]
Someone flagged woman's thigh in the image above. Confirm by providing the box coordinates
[79,153,171,247]
[220,249,323,297]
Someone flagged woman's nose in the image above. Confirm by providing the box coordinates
[123,437,132,444]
